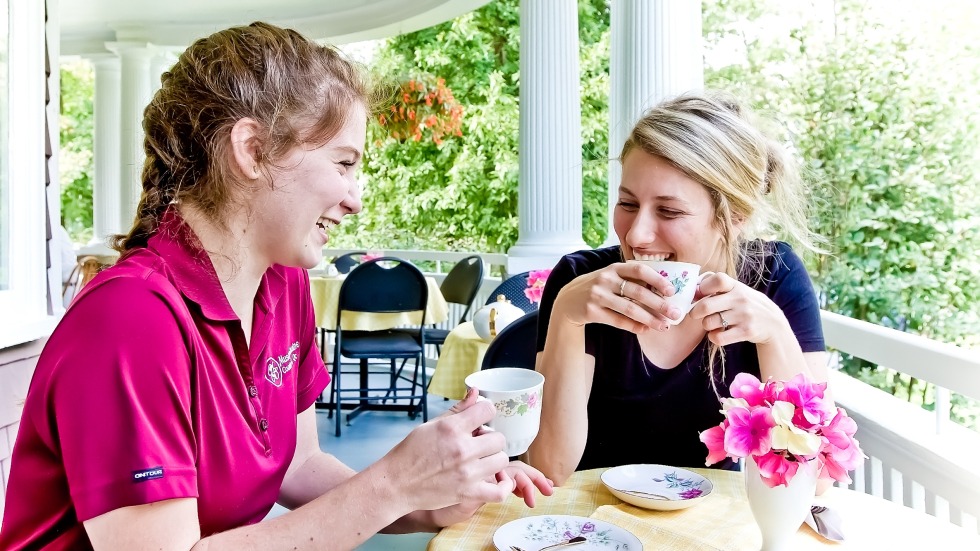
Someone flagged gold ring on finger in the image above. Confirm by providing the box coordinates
[618,279,628,297]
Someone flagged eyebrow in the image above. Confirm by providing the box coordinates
[618,186,690,205]
[335,145,362,162]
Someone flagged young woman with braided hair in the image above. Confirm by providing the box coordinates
[1,22,550,551]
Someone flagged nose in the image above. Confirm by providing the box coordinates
[625,209,656,249]
[342,178,363,214]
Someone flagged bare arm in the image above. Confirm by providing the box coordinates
[528,263,676,485]
[84,400,514,551]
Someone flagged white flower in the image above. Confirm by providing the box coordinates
[771,401,822,455]
[721,397,750,413]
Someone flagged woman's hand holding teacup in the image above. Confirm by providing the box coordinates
[690,271,795,346]
[553,262,682,334]
[411,388,553,527]
[376,389,512,514]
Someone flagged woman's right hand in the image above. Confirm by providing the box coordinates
[552,261,681,334]
[376,390,512,513]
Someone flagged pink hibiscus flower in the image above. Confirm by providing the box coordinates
[724,406,775,458]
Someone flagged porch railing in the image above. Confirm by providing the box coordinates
[322,248,980,534]
[822,311,980,534]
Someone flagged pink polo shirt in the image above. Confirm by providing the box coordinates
[0,211,329,550]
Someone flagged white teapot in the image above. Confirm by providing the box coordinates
[473,295,525,342]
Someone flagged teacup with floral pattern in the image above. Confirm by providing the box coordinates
[627,260,701,325]
[465,367,544,457]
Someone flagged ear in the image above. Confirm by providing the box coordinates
[229,118,264,180]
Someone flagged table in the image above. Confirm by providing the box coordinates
[310,275,448,331]
[427,321,488,400]
[428,468,980,550]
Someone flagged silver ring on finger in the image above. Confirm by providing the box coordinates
[718,311,730,331]
[618,279,628,297]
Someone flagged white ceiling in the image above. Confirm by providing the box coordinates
[59,0,492,55]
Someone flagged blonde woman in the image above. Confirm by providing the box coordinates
[529,92,829,485]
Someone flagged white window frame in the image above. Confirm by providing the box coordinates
[0,0,58,349]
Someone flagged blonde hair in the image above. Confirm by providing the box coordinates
[113,22,372,251]
[620,91,822,392]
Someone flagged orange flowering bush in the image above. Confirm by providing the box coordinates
[377,76,464,145]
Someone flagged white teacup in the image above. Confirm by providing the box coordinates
[628,260,701,325]
[464,368,544,457]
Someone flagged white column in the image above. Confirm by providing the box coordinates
[507,0,587,274]
[107,42,154,233]
[149,48,178,95]
[604,0,704,245]
[88,55,121,245]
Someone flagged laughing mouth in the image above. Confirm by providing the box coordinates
[633,253,673,261]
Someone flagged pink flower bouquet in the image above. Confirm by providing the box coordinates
[700,373,865,488]
[524,269,552,304]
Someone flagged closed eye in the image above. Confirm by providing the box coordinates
[658,208,686,218]
[616,200,638,212]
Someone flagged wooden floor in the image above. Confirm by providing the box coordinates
[267,367,453,550]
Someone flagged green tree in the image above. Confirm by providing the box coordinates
[704,0,980,428]
[330,0,611,252]
[59,59,94,244]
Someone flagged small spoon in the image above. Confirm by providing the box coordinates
[510,535,588,551]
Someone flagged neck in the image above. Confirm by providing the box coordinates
[178,203,266,324]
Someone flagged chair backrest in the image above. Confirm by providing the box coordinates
[481,310,539,371]
[485,271,535,313]
[333,251,367,274]
[439,255,484,322]
[337,257,428,321]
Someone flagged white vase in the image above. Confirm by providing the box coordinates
[744,458,818,551]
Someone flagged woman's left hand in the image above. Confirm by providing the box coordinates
[690,271,793,346]
[428,461,554,527]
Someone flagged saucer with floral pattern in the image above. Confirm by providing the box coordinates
[492,514,642,551]
[601,464,713,511]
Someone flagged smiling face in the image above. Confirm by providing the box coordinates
[614,150,733,272]
[251,103,367,269]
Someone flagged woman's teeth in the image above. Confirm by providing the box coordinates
[634,253,671,261]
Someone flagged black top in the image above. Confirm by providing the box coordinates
[536,242,825,471]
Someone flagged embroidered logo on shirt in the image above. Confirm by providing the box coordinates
[265,341,299,388]
[132,466,164,482]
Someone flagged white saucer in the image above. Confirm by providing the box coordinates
[600,464,713,511]
[492,514,642,551]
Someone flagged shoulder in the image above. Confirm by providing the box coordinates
[555,246,620,276]
[66,250,191,330]
[763,241,808,278]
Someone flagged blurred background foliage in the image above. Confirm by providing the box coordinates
[58,0,980,428]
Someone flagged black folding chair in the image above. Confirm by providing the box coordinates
[329,257,429,436]
[421,255,484,350]
[481,310,539,371]
[485,271,536,313]
[332,251,367,274]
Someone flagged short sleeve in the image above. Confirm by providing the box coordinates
[536,255,579,353]
[294,269,329,411]
[764,243,825,352]
[536,248,619,356]
[46,276,198,521]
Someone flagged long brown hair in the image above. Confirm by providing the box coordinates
[112,22,371,252]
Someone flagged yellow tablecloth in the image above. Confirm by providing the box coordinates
[427,321,489,400]
[310,275,448,331]
[428,468,980,550]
